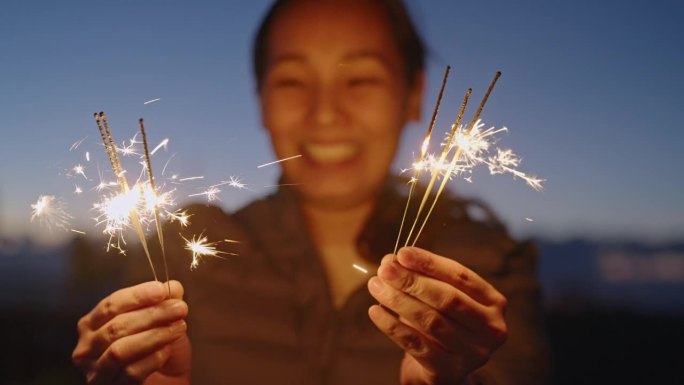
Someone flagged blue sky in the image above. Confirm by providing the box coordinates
[1,0,682,244]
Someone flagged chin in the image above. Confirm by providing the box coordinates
[296,181,375,209]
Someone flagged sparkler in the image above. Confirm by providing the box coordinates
[32,111,242,273]
[94,112,159,281]
[139,118,170,293]
[393,65,451,254]
[396,70,544,248]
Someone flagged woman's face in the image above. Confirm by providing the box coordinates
[259,0,423,209]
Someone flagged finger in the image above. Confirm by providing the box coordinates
[395,247,503,306]
[87,281,183,331]
[89,299,188,359]
[89,320,187,384]
[377,259,505,339]
[369,276,495,351]
[121,346,172,384]
[368,305,464,381]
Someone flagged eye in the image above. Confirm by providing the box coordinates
[273,77,306,88]
[347,77,381,88]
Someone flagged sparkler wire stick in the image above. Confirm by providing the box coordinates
[95,112,159,281]
[402,87,472,248]
[393,65,451,254]
[140,118,171,293]
[410,71,502,246]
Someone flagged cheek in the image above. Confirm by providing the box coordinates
[261,90,309,135]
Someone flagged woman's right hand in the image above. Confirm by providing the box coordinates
[72,280,191,385]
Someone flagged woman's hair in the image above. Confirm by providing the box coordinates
[252,0,425,90]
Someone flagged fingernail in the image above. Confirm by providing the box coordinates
[170,320,186,333]
[168,300,187,316]
[368,277,384,295]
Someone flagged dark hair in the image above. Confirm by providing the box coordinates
[252,0,425,90]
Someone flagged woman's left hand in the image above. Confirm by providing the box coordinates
[367,247,508,385]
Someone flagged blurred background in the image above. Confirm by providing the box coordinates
[1,0,682,384]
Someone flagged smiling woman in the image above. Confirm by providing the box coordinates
[258,0,423,211]
[71,1,551,384]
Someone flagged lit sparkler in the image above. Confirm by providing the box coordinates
[33,111,241,273]
[396,70,544,248]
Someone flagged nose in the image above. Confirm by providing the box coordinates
[311,82,340,128]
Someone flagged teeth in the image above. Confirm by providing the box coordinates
[305,143,359,163]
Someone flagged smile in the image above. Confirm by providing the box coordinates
[303,143,360,164]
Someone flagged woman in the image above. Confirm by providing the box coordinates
[72,1,550,384]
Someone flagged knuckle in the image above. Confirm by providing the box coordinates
[105,321,123,343]
[421,310,447,336]
[401,332,428,356]
[440,293,464,314]
[107,341,127,365]
[77,316,89,335]
[102,297,116,319]
[455,268,470,285]
[400,271,420,295]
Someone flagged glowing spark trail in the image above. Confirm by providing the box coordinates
[150,138,169,155]
[144,98,161,105]
[182,233,232,270]
[352,263,368,274]
[257,154,302,168]
[179,176,204,182]
[70,137,87,151]
[30,195,72,231]
[189,186,221,201]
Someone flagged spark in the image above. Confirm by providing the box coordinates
[189,186,221,201]
[70,229,86,235]
[30,195,72,231]
[86,152,90,162]
[150,138,169,155]
[117,136,141,157]
[211,176,247,190]
[144,98,161,105]
[257,154,302,168]
[179,176,204,182]
[432,121,545,191]
[352,263,368,274]
[525,217,534,222]
[74,185,83,194]
[182,233,224,270]
[69,137,87,151]
[167,209,192,227]
[73,164,87,179]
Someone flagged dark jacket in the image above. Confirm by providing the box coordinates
[135,177,551,384]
